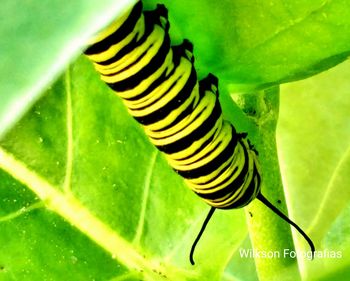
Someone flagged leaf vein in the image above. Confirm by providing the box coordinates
[133,150,158,246]
[236,0,332,63]
[63,67,74,194]
[0,147,155,272]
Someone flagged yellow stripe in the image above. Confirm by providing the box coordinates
[118,50,173,100]
[126,57,191,113]
[147,91,216,145]
[100,26,165,83]
[188,140,244,188]
[88,4,134,45]
[167,119,227,166]
[165,114,221,162]
[88,15,145,63]
[211,142,255,205]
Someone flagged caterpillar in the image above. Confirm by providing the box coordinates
[84,0,314,264]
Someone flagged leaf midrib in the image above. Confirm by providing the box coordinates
[235,0,333,64]
[0,147,155,272]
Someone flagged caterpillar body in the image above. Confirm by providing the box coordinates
[84,0,314,264]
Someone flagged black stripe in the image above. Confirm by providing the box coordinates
[94,19,152,67]
[95,4,168,67]
[121,44,183,102]
[148,96,197,132]
[155,99,222,154]
[107,32,171,92]
[172,40,194,62]
[194,139,250,202]
[175,123,237,163]
[84,1,143,55]
[174,126,220,162]
[152,99,196,132]
[103,41,149,77]
[124,66,170,101]
[152,97,220,141]
[223,164,261,209]
[199,73,219,97]
[133,65,197,125]
[131,40,197,127]
[182,128,238,180]
[175,130,237,179]
[134,64,195,111]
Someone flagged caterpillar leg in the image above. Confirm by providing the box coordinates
[199,73,219,97]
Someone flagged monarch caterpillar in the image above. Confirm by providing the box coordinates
[84,0,314,264]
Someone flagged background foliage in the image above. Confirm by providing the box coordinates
[1,0,350,280]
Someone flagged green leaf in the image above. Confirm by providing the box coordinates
[146,0,350,89]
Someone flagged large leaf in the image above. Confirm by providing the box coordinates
[150,0,350,87]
